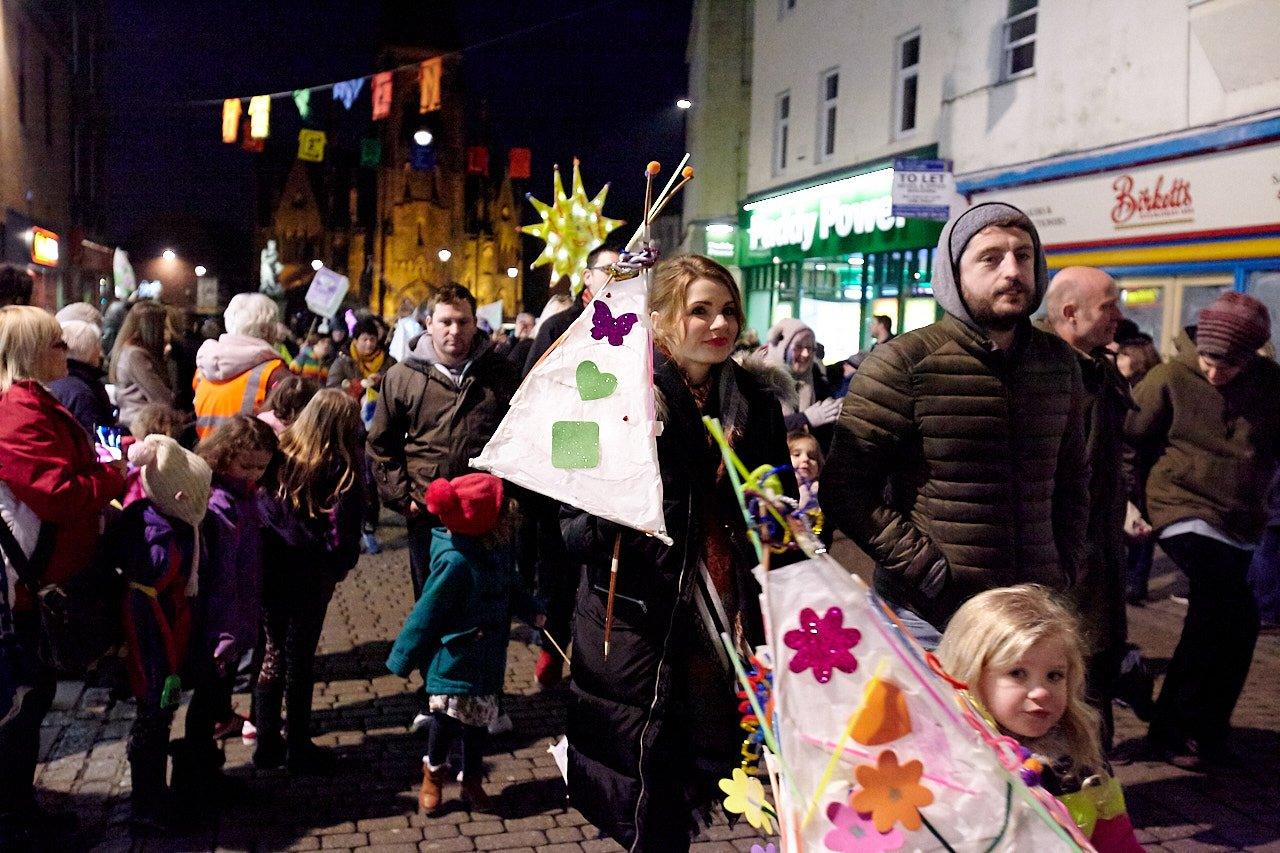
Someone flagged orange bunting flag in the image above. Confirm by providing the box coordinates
[372,71,393,120]
[221,99,241,144]
[248,95,270,139]
[419,57,442,113]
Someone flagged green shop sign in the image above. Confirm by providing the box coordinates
[739,167,942,265]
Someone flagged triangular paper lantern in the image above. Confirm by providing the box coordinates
[471,273,668,543]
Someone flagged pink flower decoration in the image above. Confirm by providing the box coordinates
[785,606,861,683]
[824,801,905,852]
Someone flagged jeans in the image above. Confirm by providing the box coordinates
[1125,539,1156,601]
[425,712,486,781]
[1247,525,1280,625]
[888,604,943,651]
[1153,533,1259,748]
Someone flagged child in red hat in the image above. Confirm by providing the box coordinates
[386,473,543,814]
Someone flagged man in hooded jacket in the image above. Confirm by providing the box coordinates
[367,283,520,598]
[824,202,1089,644]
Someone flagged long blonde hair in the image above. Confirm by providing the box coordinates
[274,389,362,519]
[649,255,744,358]
[936,584,1102,770]
[0,305,63,391]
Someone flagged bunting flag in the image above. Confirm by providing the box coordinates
[466,146,489,177]
[248,95,271,139]
[221,99,241,143]
[333,77,364,109]
[298,129,326,162]
[419,57,442,113]
[360,138,382,168]
[372,71,393,120]
[241,118,264,152]
[508,147,532,180]
[293,88,312,121]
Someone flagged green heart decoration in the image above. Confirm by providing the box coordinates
[576,360,618,401]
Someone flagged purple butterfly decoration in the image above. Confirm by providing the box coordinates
[590,301,638,347]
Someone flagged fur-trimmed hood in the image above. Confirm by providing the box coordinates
[652,353,797,423]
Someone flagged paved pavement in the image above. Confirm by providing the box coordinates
[30,517,1280,852]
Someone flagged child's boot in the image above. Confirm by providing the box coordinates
[419,761,447,813]
[460,775,497,814]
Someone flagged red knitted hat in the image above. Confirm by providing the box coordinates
[424,473,504,537]
[1196,291,1270,364]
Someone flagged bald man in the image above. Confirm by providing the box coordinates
[1045,266,1132,747]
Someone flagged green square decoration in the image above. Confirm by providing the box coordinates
[551,421,600,469]
[360,138,382,168]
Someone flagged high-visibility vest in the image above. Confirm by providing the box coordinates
[192,358,284,439]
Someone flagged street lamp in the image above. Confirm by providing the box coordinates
[506,267,518,279]
[194,265,207,276]
[437,248,452,263]
[162,249,176,261]
[413,128,434,146]
[311,259,323,271]
[676,98,692,110]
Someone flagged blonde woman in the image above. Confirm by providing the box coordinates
[109,301,174,430]
[937,585,1143,851]
[559,255,793,850]
[0,306,125,848]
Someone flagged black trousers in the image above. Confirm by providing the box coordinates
[127,700,174,819]
[0,616,55,833]
[425,712,485,781]
[183,659,234,756]
[253,575,336,751]
[1154,533,1260,747]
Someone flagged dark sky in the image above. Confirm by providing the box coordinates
[102,1,692,279]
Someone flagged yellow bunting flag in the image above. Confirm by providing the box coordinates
[248,95,270,139]
[221,99,241,144]
[419,57,442,113]
[297,129,326,162]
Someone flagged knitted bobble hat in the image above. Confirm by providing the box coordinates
[128,435,212,595]
[1195,291,1271,365]
[424,473,504,537]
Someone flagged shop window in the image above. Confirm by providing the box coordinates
[1180,283,1232,330]
[1247,272,1280,347]
[816,69,839,163]
[894,30,920,138]
[1001,0,1037,80]
[773,92,791,175]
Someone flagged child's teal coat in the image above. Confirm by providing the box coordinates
[386,527,539,695]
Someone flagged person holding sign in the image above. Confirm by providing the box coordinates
[558,255,793,851]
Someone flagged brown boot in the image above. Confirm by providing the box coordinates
[419,763,447,813]
[460,776,497,813]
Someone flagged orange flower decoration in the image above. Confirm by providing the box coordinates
[850,750,935,833]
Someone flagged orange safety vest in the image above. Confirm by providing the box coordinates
[192,358,284,439]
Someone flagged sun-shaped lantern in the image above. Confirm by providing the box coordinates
[521,159,623,297]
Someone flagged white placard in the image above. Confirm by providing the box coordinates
[305,266,350,318]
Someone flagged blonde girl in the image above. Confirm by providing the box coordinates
[938,585,1142,852]
[253,389,365,774]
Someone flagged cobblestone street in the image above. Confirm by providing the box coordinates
[32,517,1280,852]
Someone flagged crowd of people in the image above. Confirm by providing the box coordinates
[0,197,1277,851]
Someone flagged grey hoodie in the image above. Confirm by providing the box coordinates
[406,329,493,384]
[930,202,1049,334]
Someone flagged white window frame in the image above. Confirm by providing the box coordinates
[893,30,921,140]
[816,68,839,163]
[773,91,791,175]
[1001,2,1037,81]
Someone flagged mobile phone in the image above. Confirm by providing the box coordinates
[95,425,124,461]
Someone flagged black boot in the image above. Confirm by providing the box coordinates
[252,677,286,769]
[127,729,172,835]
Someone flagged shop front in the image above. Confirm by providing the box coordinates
[4,210,64,309]
[964,116,1280,354]
[737,159,945,361]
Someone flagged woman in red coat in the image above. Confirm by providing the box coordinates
[0,305,125,849]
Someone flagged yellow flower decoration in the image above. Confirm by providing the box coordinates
[520,159,623,297]
[850,749,935,833]
[719,766,776,833]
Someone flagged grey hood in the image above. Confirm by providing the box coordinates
[406,328,492,370]
[931,201,1049,333]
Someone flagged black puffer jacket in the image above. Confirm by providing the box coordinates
[560,350,791,851]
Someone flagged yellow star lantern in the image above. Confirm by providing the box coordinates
[521,159,623,297]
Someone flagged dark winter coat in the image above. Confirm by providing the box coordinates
[825,315,1089,628]
[386,528,538,695]
[524,301,584,376]
[1125,330,1280,544]
[0,380,125,611]
[560,350,792,851]
[257,471,364,587]
[198,476,265,663]
[48,360,116,436]
[367,332,520,514]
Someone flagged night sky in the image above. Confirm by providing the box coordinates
[102,0,693,289]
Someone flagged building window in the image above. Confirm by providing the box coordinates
[894,30,920,138]
[1002,0,1037,79]
[778,0,797,18]
[43,54,53,146]
[816,69,838,162]
[773,91,790,174]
